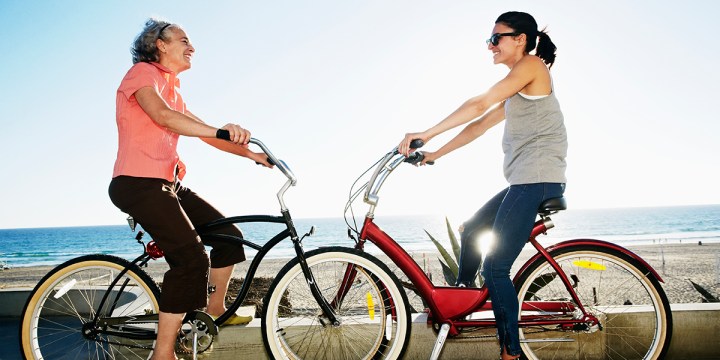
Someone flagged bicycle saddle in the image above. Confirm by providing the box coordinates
[538,197,567,215]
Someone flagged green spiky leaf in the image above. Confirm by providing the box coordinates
[688,279,720,303]
[425,230,458,277]
[438,258,457,286]
[445,217,461,261]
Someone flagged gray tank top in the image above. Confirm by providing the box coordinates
[502,91,567,184]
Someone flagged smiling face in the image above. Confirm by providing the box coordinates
[156,27,194,73]
[487,23,525,68]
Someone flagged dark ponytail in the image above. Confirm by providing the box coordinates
[536,29,557,68]
[495,11,557,68]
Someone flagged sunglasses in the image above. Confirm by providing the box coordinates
[486,32,521,46]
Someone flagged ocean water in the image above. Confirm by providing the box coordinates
[1,205,719,268]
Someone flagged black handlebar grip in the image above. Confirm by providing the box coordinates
[409,139,425,149]
[216,129,231,140]
[217,130,274,167]
[405,151,434,165]
[255,157,276,166]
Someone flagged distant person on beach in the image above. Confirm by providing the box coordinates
[109,18,273,359]
[398,11,567,360]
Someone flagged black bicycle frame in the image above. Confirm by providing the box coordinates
[196,211,339,325]
[89,212,338,341]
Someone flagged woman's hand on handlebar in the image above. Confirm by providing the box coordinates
[419,151,438,166]
[398,132,429,156]
[405,150,437,166]
[248,151,275,168]
[220,124,251,146]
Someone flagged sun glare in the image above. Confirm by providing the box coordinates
[477,231,495,262]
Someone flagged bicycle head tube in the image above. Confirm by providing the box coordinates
[249,138,297,211]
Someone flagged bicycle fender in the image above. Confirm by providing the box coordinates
[514,239,665,283]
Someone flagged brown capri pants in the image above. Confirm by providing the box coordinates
[109,176,246,313]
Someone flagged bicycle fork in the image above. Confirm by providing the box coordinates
[288,214,341,326]
[296,248,340,326]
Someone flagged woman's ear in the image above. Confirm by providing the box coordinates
[156,38,166,54]
[516,33,526,47]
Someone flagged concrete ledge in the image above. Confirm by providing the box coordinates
[4,288,719,359]
[664,303,720,359]
[0,287,34,317]
[202,304,720,360]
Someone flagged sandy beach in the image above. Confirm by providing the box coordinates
[2,242,719,305]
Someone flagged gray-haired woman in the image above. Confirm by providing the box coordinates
[109,19,272,359]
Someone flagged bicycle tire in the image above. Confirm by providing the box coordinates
[19,254,161,360]
[514,245,672,360]
[261,247,411,360]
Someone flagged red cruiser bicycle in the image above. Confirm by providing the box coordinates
[261,141,672,360]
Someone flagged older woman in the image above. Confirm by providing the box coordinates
[399,11,567,360]
[109,19,272,359]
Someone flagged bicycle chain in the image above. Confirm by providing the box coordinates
[455,326,551,340]
[456,333,497,340]
[85,311,217,354]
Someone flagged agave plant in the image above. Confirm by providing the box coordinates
[688,279,720,303]
[425,217,483,287]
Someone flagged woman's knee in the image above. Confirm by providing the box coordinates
[187,250,211,273]
[481,256,513,281]
[167,241,210,273]
[186,246,210,273]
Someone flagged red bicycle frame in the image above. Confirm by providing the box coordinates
[356,213,664,337]
[340,146,665,340]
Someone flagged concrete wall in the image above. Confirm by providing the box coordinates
[4,287,719,359]
[204,304,720,359]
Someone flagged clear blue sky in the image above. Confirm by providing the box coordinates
[1,0,718,229]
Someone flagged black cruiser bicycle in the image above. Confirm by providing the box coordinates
[19,138,322,359]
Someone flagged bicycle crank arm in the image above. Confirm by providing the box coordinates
[177,311,218,356]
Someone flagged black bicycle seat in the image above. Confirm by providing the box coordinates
[538,197,567,215]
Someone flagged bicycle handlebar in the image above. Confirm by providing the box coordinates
[408,139,425,149]
[363,139,433,207]
[398,139,434,165]
[217,130,297,210]
[404,152,432,166]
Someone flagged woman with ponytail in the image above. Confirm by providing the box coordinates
[398,11,566,360]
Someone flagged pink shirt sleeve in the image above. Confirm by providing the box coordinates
[118,63,159,100]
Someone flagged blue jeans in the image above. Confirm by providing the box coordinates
[455,183,565,356]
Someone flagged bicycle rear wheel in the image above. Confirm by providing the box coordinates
[262,247,411,360]
[515,245,672,360]
[20,254,161,359]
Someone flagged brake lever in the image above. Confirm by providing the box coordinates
[404,151,434,165]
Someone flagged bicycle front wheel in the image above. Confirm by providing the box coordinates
[515,245,672,360]
[20,254,161,359]
[262,247,411,360]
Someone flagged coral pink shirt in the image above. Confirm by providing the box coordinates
[113,62,187,182]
